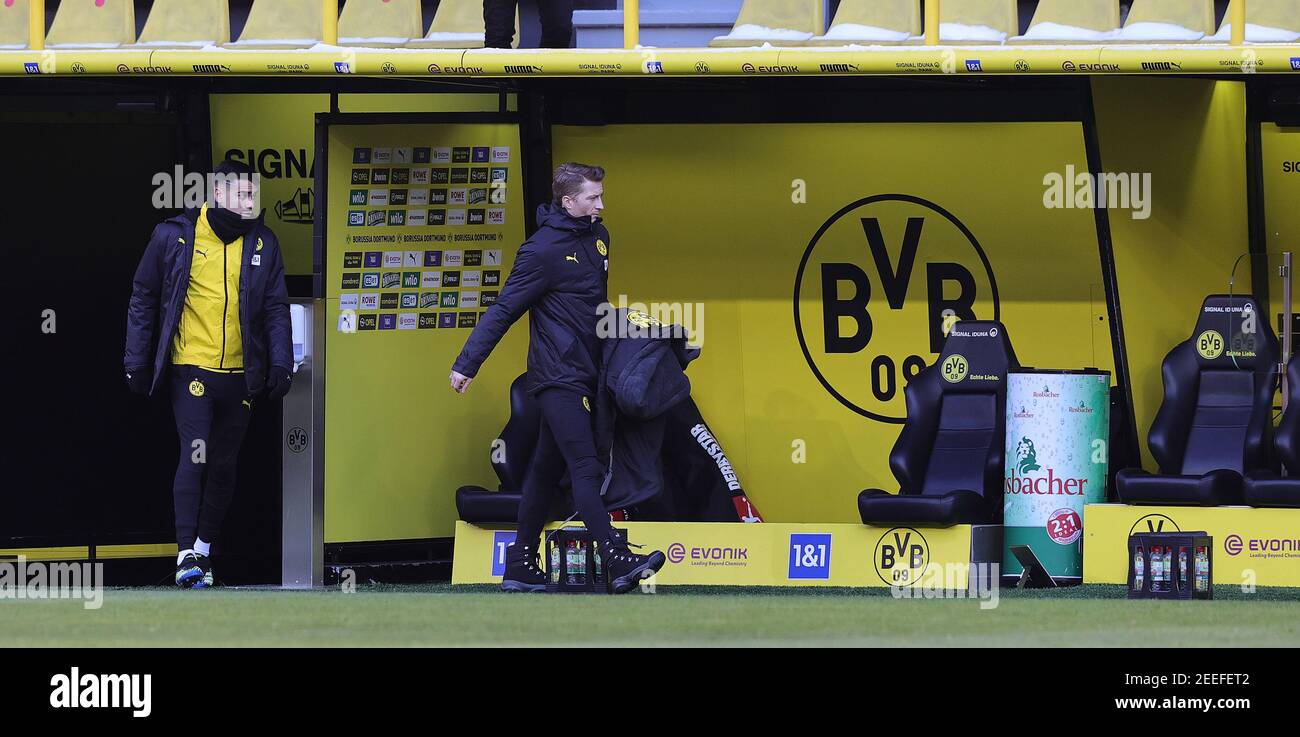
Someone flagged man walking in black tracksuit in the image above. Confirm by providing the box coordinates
[124,160,293,588]
[449,163,665,594]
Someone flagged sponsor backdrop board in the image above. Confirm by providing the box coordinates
[325,122,526,542]
[210,94,514,277]
[1084,505,1300,587]
[1003,370,1110,580]
[553,122,1116,524]
[453,521,981,589]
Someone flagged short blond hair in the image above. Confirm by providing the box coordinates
[552,162,605,205]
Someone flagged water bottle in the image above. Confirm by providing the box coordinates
[1134,546,1145,589]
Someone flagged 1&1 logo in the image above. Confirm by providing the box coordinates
[874,527,929,586]
[491,531,517,576]
[794,194,999,422]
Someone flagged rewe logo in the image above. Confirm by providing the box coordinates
[50,668,151,718]
[794,194,998,422]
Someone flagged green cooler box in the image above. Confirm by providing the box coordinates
[1003,369,1110,584]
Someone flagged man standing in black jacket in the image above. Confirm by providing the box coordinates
[450,163,665,594]
[124,160,293,589]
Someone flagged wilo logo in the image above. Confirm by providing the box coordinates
[596,296,704,346]
[50,668,151,718]
[0,556,103,610]
[794,194,998,422]
[151,167,262,216]
[1043,165,1152,220]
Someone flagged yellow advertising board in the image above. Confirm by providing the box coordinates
[553,122,1114,524]
[323,121,527,542]
[452,521,986,588]
[1084,504,1300,587]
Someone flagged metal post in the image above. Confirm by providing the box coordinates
[623,0,639,49]
[1230,0,1246,46]
[29,0,44,51]
[322,0,338,45]
[282,299,325,588]
[925,0,940,46]
[1283,252,1293,414]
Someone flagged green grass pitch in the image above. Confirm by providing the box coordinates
[3,584,1298,647]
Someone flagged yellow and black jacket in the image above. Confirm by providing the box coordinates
[125,206,292,396]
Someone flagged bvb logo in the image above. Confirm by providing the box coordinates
[1196,329,1224,360]
[794,194,999,422]
[189,380,205,397]
[941,353,968,383]
[1128,513,1180,539]
[874,527,929,587]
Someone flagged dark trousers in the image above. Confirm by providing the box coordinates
[485,0,575,49]
[516,387,613,547]
[170,366,252,551]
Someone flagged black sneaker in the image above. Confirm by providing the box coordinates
[175,553,205,589]
[600,531,666,595]
[500,542,547,593]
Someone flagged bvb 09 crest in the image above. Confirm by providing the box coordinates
[794,195,999,423]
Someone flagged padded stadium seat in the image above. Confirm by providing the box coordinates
[806,0,918,46]
[1009,0,1121,43]
[858,321,1019,528]
[455,374,542,525]
[407,0,515,49]
[1206,0,1300,43]
[708,0,821,48]
[45,0,135,49]
[1244,362,1300,508]
[133,0,230,48]
[338,0,422,47]
[903,0,1018,44]
[226,0,321,49]
[1111,0,1215,42]
[0,0,30,50]
[1116,295,1278,506]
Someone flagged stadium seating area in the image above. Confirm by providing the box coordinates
[0,0,1297,51]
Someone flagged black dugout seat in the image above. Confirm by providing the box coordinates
[455,374,542,524]
[858,321,1018,528]
[1116,295,1278,506]
[1244,361,1300,508]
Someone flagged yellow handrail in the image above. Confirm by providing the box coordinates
[1231,0,1246,46]
[30,0,44,51]
[624,0,639,49]
[323,0,338,45]
[925,0,940,46]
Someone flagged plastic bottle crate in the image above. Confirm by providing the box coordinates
[1127,531,1213,600]
[544,527,609,594]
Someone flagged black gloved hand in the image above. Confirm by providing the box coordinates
[266,365,293,400]
[125,366,152,395]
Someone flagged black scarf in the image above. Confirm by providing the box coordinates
[205,204,261,245]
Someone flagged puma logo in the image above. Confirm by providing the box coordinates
[565,253,578,263]
[195,249,207,257]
